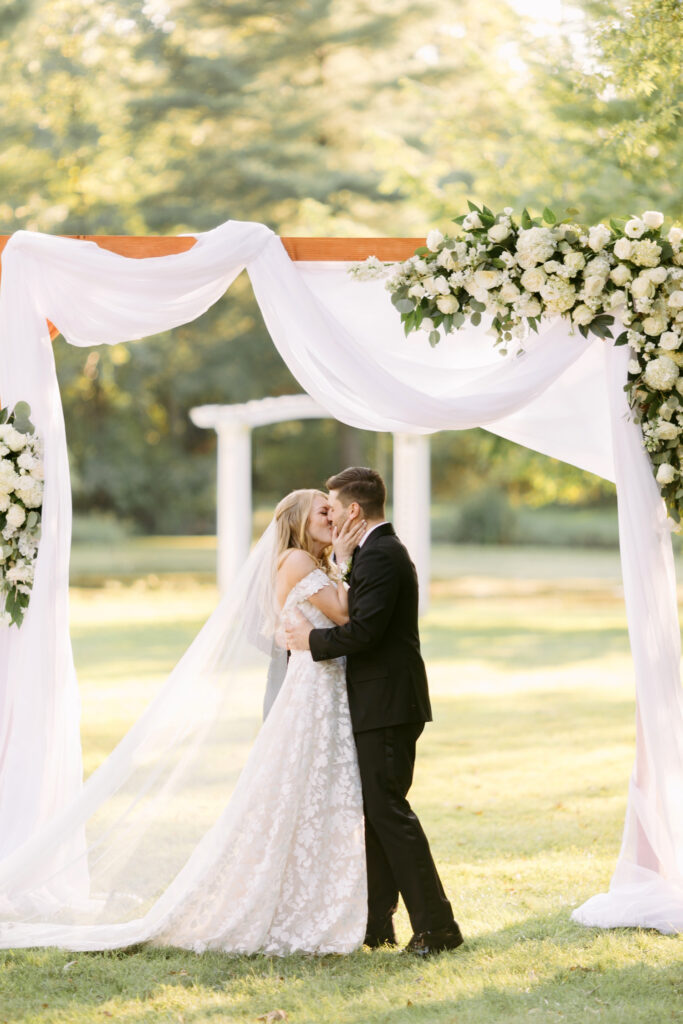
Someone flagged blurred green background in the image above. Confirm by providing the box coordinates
[1,0,680,539]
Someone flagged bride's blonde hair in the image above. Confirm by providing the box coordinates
[274,489,333,574]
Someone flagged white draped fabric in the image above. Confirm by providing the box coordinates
[0,219,681,939]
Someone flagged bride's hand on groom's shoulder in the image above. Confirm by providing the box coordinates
[332,517,366,565]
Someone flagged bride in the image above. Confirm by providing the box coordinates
[0,490,368,955]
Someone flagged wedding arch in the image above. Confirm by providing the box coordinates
[189,393,431,607]
[0,220,681,939]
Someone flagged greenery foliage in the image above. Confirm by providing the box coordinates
[0,1,680,530]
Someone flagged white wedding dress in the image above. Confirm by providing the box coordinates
[0,568,367,954]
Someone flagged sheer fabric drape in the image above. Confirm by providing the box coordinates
[0,219,680,937]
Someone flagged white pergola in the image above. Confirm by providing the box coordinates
[190,395,431,611]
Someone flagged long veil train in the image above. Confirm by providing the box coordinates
[0,521,284,948]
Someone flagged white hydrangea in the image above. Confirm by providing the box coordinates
[631,239,662,268]
[668,290,683,310]
[515,294,542,318]
[539,277,576,314]
[515,227,556,269]
[644,355,679,390]
[564,252,586,275]
[668,226,683,247]
[656,421,680,440]
[642,316,668,336]
[14,478,43,508]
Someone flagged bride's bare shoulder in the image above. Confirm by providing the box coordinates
[276,549,319,585]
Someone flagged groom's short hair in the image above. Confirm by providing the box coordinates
[326,467,386,518]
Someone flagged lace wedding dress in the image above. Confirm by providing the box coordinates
[0,568,367,954]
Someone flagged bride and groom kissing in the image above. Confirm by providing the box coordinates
[278,465,464,957]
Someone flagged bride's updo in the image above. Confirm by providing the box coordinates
[274,489,332,573]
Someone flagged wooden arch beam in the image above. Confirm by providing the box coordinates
[0,234,423,340]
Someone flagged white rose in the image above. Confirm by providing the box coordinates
[436,295,459,314]
[668,226,683,246]
[610,264,631,286]
[642,316,668,336]
[584,275,607,297]
[5,504,25,529]
[644,355,679,390]
[625,217,646,239]
[408,284,426,299]
[609,290,627,308]
[668,290,683,309]
[0,460,19,496]
[473,269,502,290]
[642,210,664,230]
[462,212,483,230]
[0,493,9,513]
[588,224,611,251]
[631,275,656,299]
[614,237,633,260]
[656,463,677,484]
[656,421,680,440]
[628,359,641,374]
[645,266,668,284]
[437,249,456,271]
[426,229,445,252]
[660,331,680,350]
[421,318,434,333]
[520,268,546,292]
[499,282,521,302]
[572,304,594,326]
[30,461,44,482]
[487,222,510,243]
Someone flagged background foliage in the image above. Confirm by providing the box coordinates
[1,0,680,533]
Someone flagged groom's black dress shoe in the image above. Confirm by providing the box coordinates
[364,929,397,949]
[404,922,464,957]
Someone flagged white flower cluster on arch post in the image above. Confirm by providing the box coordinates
[351,204,683,522]
[0,403,44,627]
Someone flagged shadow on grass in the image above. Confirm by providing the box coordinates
[3,912,680,1024]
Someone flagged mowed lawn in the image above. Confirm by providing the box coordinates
[2,542,682,1024]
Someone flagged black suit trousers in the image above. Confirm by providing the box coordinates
[354,722,454,936]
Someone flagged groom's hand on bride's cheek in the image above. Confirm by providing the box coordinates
[285,611,312,651]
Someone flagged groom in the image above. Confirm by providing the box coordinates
[286,466,463,956]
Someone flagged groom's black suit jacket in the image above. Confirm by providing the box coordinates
[309,523,432,733]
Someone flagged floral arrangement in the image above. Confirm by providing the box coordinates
[350,205,683,521]
[0,402,44,627]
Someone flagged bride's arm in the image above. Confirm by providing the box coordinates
[276,550,349,625]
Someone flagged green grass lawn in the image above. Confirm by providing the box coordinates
[2,543,682,1023]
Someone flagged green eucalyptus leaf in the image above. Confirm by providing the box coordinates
[470,312,482,326]
[395,298,415,314]
[542,207,556,225]
[428,330,440,347]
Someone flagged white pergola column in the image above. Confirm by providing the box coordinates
[393,433,431,614]
[216,422,252,593]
